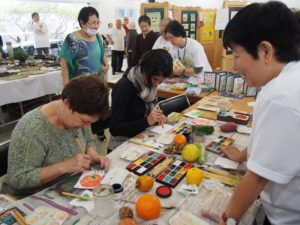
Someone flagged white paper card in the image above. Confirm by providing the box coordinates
[214,157,239,169]
[101,168,129,185]
[150,124,174,135]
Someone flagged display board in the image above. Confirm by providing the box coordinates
[181,10,197,39]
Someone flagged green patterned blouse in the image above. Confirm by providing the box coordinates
[1,108,97,197]
[60,32,105,80]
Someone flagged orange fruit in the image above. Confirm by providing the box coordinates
[118,218,138,225]
[136,175,154,192]
[173,134,187,147]
[136,194,160,220]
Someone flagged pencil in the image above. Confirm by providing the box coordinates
[128,139,158,150]
[11,211,26,225]
[73,130,85,154]
[62,192,93,201]
[14,210,27,225]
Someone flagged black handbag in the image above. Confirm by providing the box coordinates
[158,94,190,116]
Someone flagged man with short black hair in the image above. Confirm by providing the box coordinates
[219,2,300,225]
[27,12,50,55]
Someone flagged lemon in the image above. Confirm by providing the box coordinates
[186,167,203,185]
[181,144,200,162]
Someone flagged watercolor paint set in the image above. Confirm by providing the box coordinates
[206,136,235,154]
[126,151,166,176]
[155,159,193,188]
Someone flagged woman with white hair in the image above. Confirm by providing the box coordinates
[126,21,138,69]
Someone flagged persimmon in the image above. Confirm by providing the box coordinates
[136,194,161,220]
[136,175,154,192]
[173,134,187,147]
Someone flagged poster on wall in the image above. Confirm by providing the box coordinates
[146,11,161,32]
[182,14,188,22]
[128,8,137,19]
[200,11,216,41]
[117,7,126,18]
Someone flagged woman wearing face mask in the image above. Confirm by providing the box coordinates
[60,6,110,142]
[60,6,109,86]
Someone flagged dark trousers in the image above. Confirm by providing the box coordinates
[36,47,49,55]
[111,50,124,74]
[263,216,271,225]
[127,51,137,69]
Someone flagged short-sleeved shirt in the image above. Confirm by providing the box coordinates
[173,38,212,83]
[60,32,105,80]
[247,61,300,225]
[152,36,176,59]
[108,27,126,51]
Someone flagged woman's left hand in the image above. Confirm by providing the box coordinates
[92,155,111,171]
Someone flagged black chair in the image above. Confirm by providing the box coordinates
[158,94,190,116]
[0,143,9,176]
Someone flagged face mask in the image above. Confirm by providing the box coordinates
[85,27,98,36]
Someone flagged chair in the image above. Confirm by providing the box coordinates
[0,143,9,176]
[158,94,190,116]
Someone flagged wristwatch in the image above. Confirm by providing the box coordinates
[222,212,238,225]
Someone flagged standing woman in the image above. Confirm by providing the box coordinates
[60,6,109,86]
[108,49,172,151]
[135,15,159,64]
[60,6,110,140]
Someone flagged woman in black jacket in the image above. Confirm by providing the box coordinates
[108,49,173,151]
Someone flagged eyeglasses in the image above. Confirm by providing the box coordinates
[87,20,101,26]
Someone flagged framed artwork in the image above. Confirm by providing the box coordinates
[190,33,195,39]
[191,13,196,22]
[117,7,126,18]
[182,14,188,22]
[186,30,189,37]
[190,24,195,31]
[182,23,189,29]
[144,7,164,32]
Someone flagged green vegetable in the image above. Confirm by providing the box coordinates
[192,125,214,135]
[196,143,206,165]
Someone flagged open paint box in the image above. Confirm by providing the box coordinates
[217,110,250,125]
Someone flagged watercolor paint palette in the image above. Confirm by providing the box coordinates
[206,136,234,154]
[155,159,193,188]
[170,122,191,134]
[126,151,166,176]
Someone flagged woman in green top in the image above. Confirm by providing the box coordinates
[1,76,110,197]
[60,6,109,86]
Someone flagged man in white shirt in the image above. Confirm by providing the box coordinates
[27,12,50,55]
[165,20,212,83]
[108,19,125,75]
[152,18,175,58]
[218,2,300,225]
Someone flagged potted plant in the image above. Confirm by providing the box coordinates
[13,48,28,65]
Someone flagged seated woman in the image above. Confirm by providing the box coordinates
[165,20,212,83]
[108,49,173,151]
[1,76,110,198]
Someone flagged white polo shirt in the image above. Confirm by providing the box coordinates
[173,38,212,83]
[27,21,50,48]
[247,61,300,225]
[108,27,125,51]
